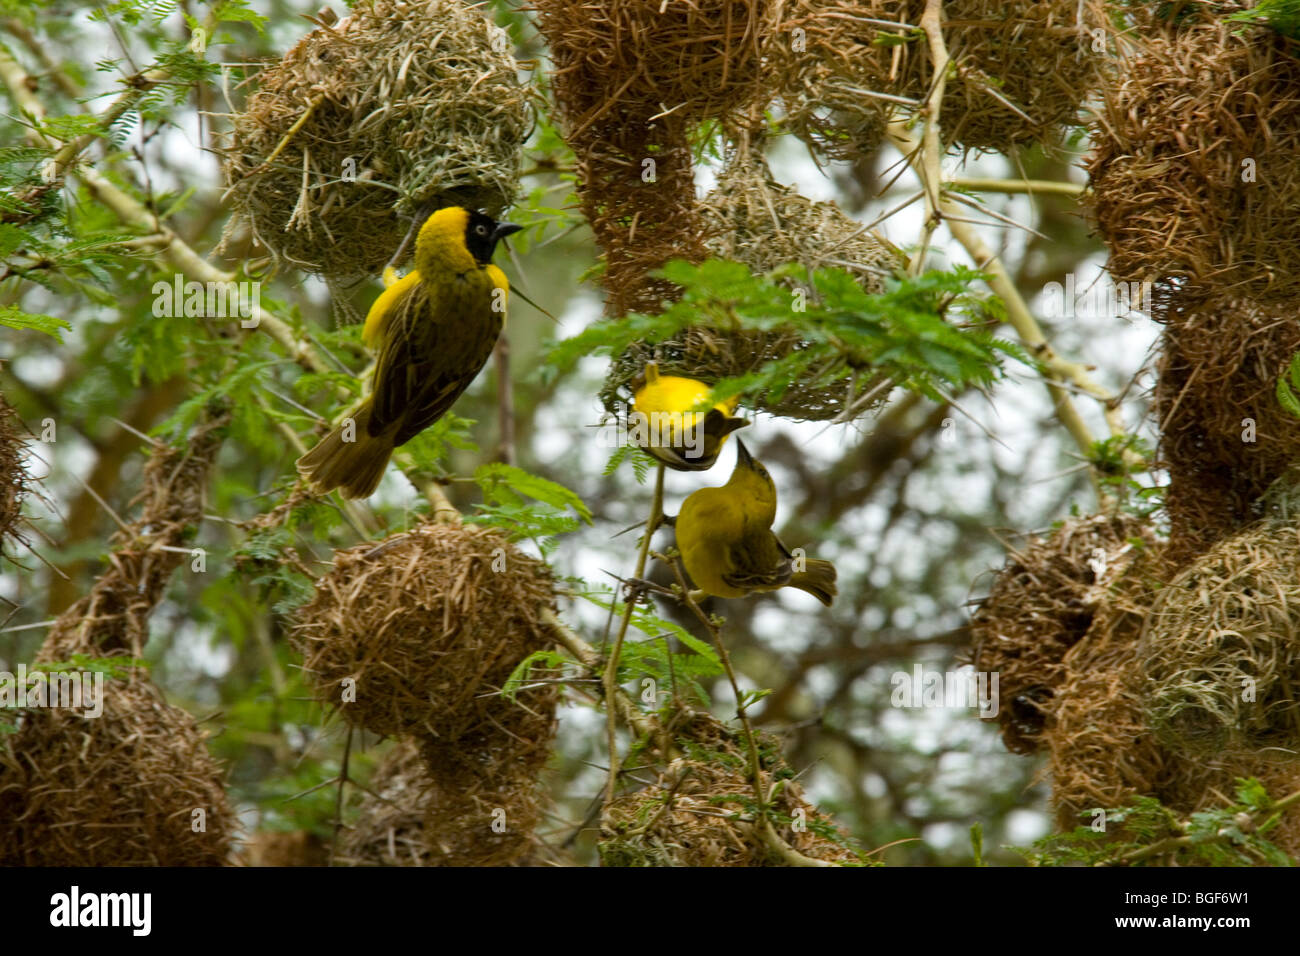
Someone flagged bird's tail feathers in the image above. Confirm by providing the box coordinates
[790,558,837,607]
[297,402,394,499]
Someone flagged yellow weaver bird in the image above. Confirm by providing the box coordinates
[675,439,837,606]
[630,362,749,471]
[297,207,522,498]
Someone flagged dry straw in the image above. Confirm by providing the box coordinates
[535,0,763,316]
[601,147,903,421]
[970,514,1159,755]
[293,522,559,753]
[340,739,549,866]
[599,711,861,866]
[534,0,774,128]
[1154,296,1300,563]
[37,408,231,663]
[0,394,28,548]
[1088,6,1300,297]
[0,678,235,866]
[221,0,529,279]
[1140,517,1300,761]
[771,0,1104,159]
[1043,585,1176,831]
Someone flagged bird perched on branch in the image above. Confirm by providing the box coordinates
[630,362,749,471]
[297,206,522,498]
[674,439,837,606]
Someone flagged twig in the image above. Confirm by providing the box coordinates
[602,463,665,807]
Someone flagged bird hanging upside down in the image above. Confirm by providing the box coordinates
[674,439,837,606]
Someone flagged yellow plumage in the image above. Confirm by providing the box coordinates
[630,363,749,471]
[675,439,837,607]
[297,206,521,498]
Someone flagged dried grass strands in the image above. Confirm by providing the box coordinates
[970,515,1160,755]
[600,147,904,421]
[534,0,775,128]
[0,393,29,550]
[1140,518,1300,760]
[1087,10,1300,298]
[293,523,560,761]
[37,405,231,663]
[220,0,529,279]
[1154,296,1300,563]
[0,679,236,865]
[339,739,551,866]
[598,712,859,866]
[770,0,1105,159]
[1043,595,1178,832]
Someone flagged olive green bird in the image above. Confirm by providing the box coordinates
[675,439,838,606]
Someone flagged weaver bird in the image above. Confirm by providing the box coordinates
[630,362,749,471]
[675,439,837,606]
[297,207,522,498]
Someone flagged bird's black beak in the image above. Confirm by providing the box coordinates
[491,221,524,245]
[734,438,754,468]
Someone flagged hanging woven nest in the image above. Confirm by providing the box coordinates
[220,0,529,279]
[1154,295,1300,563]
[769,0,1105,159]
[339,739,549,866]
[598,711,862,866]
[292,522,560,751]
[1087,8,1300,297]
[600,150,903,421]
[970,514,1160,755]
[1043,592,1176,832]
[0,394,28,550]
[0,676,235,866]
[1139,515,1300,760]
[534,0,775,128]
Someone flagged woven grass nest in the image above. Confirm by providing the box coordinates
[293,522,560,752]
[1043,588,1176,831]
[599,711,861,866]
[220,0,528,279]
[340,739,548,866]
[1139,517,1300,760]
[970,514,1160,756]
[1087,7,1300,297]
[535,0,774,128]
[1155,295,1300,562]
[600,151,902,422]
[0,394,28,548]
[0,675,235,866]
[770,0,1104,159]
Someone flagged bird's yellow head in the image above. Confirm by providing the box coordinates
[724,439,777,519]
[414,206,522,275]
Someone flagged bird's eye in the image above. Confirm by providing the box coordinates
[475,224,489,236]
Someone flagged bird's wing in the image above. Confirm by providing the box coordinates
[367,278,502,444]
[722,531,793,592]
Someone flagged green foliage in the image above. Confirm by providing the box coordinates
[469,462,593,555]
[0,303,70,340]
[1277,351,1300,419]
[1020,782,1294,867]
[1227,0,1300,40]
[602,442,652,483]
[1089,434,1162,516]
[549,259,1024,409]
[575,588,724,706]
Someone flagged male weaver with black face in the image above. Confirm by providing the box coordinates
[297,206,522,498]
